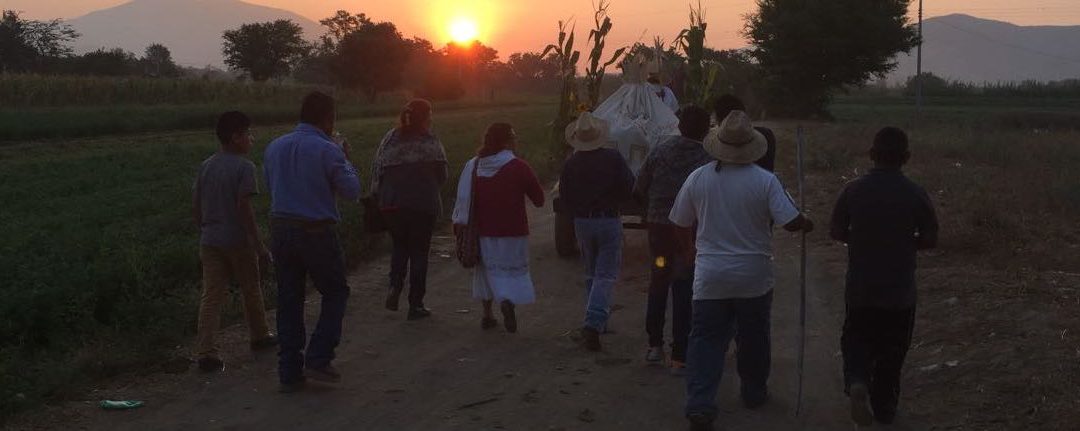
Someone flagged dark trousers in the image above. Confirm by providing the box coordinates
[385,209,436,308]
[842,306,916,417]
[685,291,773,420]
[645,223,693,361]
[271,223,350,384]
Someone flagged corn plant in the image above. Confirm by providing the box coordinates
[542,20,581,154]
[675,0,720,107]
[583,0,627,109]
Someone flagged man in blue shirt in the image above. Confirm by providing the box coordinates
[264,91,361,392]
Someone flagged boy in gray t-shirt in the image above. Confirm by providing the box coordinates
[191,111,276,372]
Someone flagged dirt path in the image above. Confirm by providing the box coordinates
[9,203,926,431]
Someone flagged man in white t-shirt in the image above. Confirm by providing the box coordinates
[669,110,814,431]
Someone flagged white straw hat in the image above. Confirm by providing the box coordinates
[704,110,767,164]
[564,112,611,152]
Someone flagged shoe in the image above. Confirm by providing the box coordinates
[742,389,770,410]
[250,335,278,351]
[687,413,715,431]
[385,287,403,311]
[305,365,342,383]
[481,317,498,330]
[849,383,874,426]
[500,301,518,333]
[670,360,687,376]
[874,409,897,425]
[279,378,307,393]
[581,327,601,352]
[197,357,224,372]
[407,307,432,320]
[646,346,664,365]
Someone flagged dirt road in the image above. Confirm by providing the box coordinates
[11,203,925,431]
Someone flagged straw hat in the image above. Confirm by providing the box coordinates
[704,110,767,164]
[564,112,611,152]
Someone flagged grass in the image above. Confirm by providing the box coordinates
[0,101,559,420]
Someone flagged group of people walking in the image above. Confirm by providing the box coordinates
[190,88,938,429]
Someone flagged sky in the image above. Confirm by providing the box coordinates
[8,0,1080,56]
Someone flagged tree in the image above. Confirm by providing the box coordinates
[70,48,140,76]
[0,10,79,72]
[318,10,372,49]
[330,20,411,101]
[506,52,560,80]
[745,0,919,117]
[142,43,179,77]
[222,20,307,82]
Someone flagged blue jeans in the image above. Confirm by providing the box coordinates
[685,291,774,420]
[271,223,350,384]
[574,218,623,331]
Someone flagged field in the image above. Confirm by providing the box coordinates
[2,88,1079,429]
[0,102,561,419]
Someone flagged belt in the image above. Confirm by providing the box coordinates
[271,217,337,230]
[575,209,620,219]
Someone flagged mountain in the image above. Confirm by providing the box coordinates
[890,14,1080,84]
[67,0,322,68]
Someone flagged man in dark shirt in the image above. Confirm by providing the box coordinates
[829,127,939,426]
[713,94,775,172]
[559,112,635,352]
[633,106,714,373]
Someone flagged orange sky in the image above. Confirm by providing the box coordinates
[10,0,1080,56]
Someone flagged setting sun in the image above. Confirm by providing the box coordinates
[449,17,480,43]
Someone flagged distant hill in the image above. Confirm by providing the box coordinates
[68,0,322,68]
[890,14,1080,84]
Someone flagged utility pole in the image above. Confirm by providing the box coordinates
[915,0,924,116]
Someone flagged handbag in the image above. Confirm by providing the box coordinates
[360,194,387,233]
[455,162,481,268]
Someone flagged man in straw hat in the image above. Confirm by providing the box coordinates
[829,127,938,426]
[669,111,814,430]
[558,112,635,352]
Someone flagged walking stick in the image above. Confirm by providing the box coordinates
[795,125,807,417]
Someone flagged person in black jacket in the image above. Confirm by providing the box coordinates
[830,127,939,426]
[559,112,635,352]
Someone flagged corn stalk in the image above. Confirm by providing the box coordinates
[584,0,627,108]
[542,20,581,153]
[675,0,719,107]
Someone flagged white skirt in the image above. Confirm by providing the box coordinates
[472,236,536,305]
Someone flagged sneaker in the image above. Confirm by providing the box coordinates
[279,378,307,393]
[670,360,687,376]
[197,357,224,373]
[500,301,518,333]
[305,365,342,383]
[481,317,498,330]
[385,287,403,311]
[646,347,664,365]
[849,383,874,426]
[687,413,715,431]
[407,307,432,321]
[581,327,601,352]
[250,335,278,351]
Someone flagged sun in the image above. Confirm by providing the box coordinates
[449,17,479,43]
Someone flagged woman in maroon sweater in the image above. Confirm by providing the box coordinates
[452,123,545,332]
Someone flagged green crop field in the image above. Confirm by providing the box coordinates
[0,101,561,417]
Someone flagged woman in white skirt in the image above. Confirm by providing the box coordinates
[452,123,545,332]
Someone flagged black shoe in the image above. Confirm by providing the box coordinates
[581,327,601,352]
[500,301,517,333]
[874,409,897,425]
[407,307,432,320]
[250,335,278,351]
[279,378,307,393]
[741,388,770,410]
[385,287,403,311]
[481,317,498,330]
[849,383,874,426]
[197,357,224,373]
[687,413,715,431]
[305,365,342,383]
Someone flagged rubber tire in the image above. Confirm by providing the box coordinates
[554,210,578,258]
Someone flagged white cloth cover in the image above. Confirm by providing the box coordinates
[451,150,515,225]
[472,236,536,305]
[590,57,680,175]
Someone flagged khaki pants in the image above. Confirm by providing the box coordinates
[196,245,271,359]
